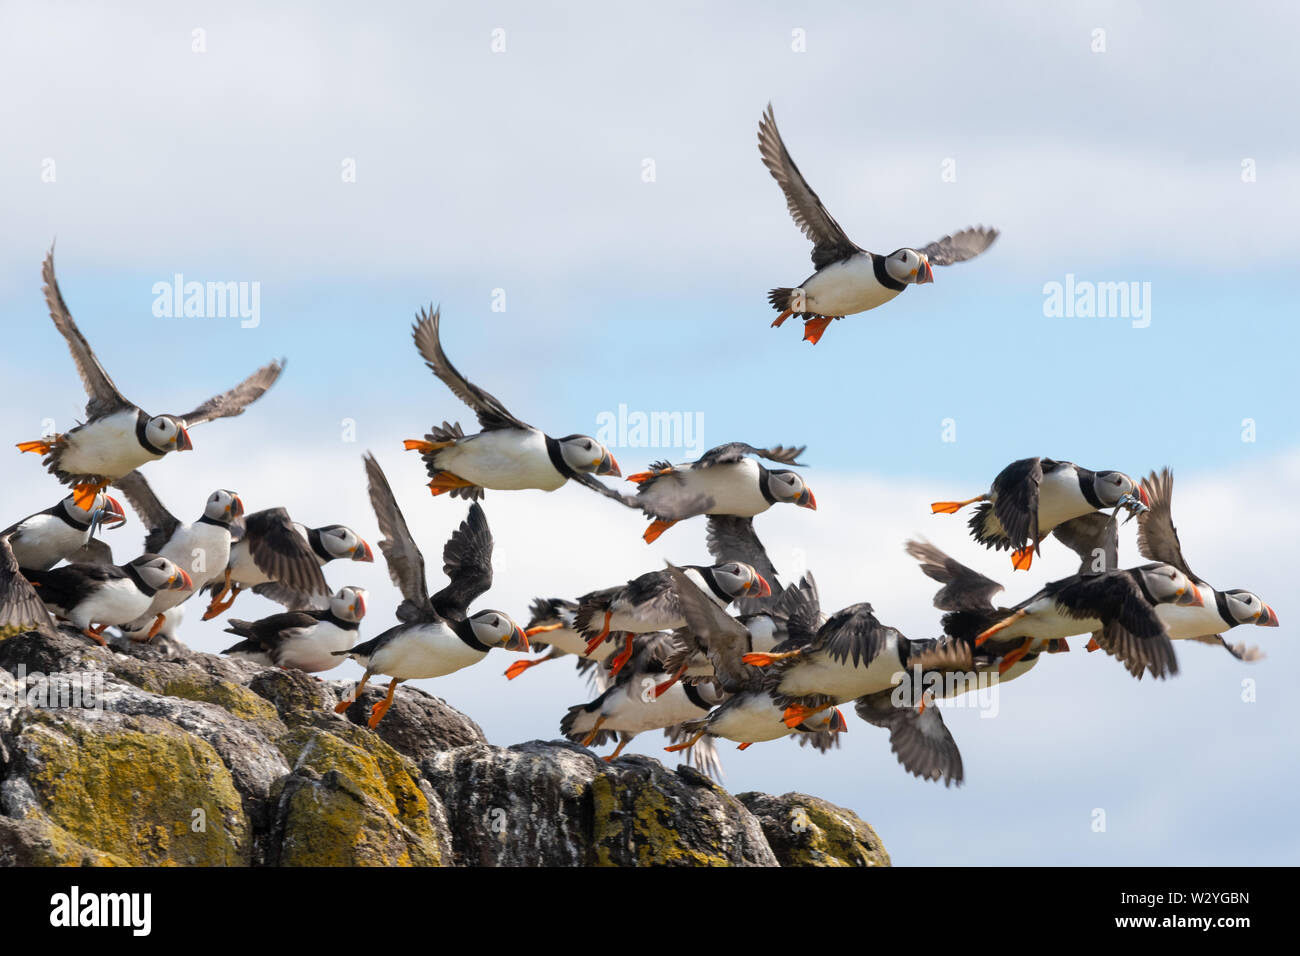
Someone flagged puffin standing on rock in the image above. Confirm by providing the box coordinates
[16,251,283,508]
[112,471,242,639]
[402,307,624,503]
[758,104,998,345]
[627,442,814,543]
[931,457,1149,570]
[332,454,526,728]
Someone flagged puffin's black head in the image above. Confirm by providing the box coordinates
[144,415,193,454]
[708,562,772,602]
[470,609,528,650]
[316,525,374,562]
[1092,470,1148,510]
[884,248,933,285]
[765,469,816,510]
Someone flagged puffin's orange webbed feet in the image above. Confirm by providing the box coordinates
[642,518,677,544]
[802,316,835,345]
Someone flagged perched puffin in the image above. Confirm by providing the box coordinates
[16,251,283,508]
[24,553,191,645]
[971,562,1203,680]
[626,443,814,543]
[573,560,771,677]
[561,631,728,762]
[332,454,526,728]
[503,597,615,681]
[0,532,59,639]
[202,508,373,619]
[402,307,625,503]
[659,565,847,756]
[1117,468,1278,675]
[222,586,368,672]
[931,457,1149,570]
[113,471,242,639]
[758,104,998,344]
[2,491,126,570]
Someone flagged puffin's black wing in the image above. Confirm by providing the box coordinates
[243,508,329,598]
[854,689,964,787]
[362,452,433,621]
[1136,468,1200,584]
[568,471,641,509]
[904,539,1003,611]
[1052,512,1120,574]
[223,609,320,649]
[251,581,328,611]
[67,538,115,566]
[0,534,58,638]
[695,442,806,469]
[112,470,179,555]
[173,359,285,427]
[1052,571,1178,679]
[706,516,783,610]
[666,563,760,693]
[813,602,893,668]
[41,249,133,421]
[916,226,999,266]
[411,306,530,433]
[991,457,1043,553]
[757,104,860,270]
[430,502,494,622]
[772,572,822,650]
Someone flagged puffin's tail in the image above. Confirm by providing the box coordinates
[768,287,798,313]
[223,619,255,638]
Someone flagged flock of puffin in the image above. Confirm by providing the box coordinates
[0,107,1280,787]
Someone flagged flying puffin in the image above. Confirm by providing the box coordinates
[758,104,998,345]
[741,599,966,786]
[573,560,771,678]
[222,586,368,672]
[2,491,126,570]
[1113,468,1278,675]
[626,443,814,543]
[930,457,1149,570]
[971,562,1203,680]
[0,532,60,639]
[658,565,848,756]
[561,631,728,762]
[202,508,373,619]
[401,307,626,504]
[332,453,526,728]
[503,597,616,681]
[16,251,283,508]
[112,471,242,639]
[23,552,191,645]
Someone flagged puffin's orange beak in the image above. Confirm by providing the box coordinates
[353,539,374,562]
[1259,604,1279,627]
[175,426,193,451]
[1138,485,1150,508]
[102,496,127,525]
[749,574,773,599]
[918,257,934,284]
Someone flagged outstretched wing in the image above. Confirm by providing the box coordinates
[1054,572,1178,679]
[757,104,859,270]
[1135,468,1199,584]
[814,602,894,669]
[411,306,530,432]
[431,502,494,621]
[173,360,285,427]
[917,227,999,266]
[695,442,806,468]
[666,563,759,693]
[1052,512,1119,575]
[42,249,133,420]
[112,470,179,555]
[243,508,330,598]
[0,534,59,638]
[362,452,432,620]
[568,471,642,509]
[904,539,1003,611]
[854,689,964,787]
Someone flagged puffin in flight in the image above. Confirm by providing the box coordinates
[332,453,526,728]
[758,104,998,344]
[627,442,814,543]
[17,251,283,508]
[931,457,1148,570]
[402,307,625,503]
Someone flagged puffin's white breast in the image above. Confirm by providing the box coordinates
[436,430,565,491]
[368,623,487,679]
[801,253,903,316]
[59,410,162,478]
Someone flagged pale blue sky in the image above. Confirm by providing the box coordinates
[1,0,1296,865]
